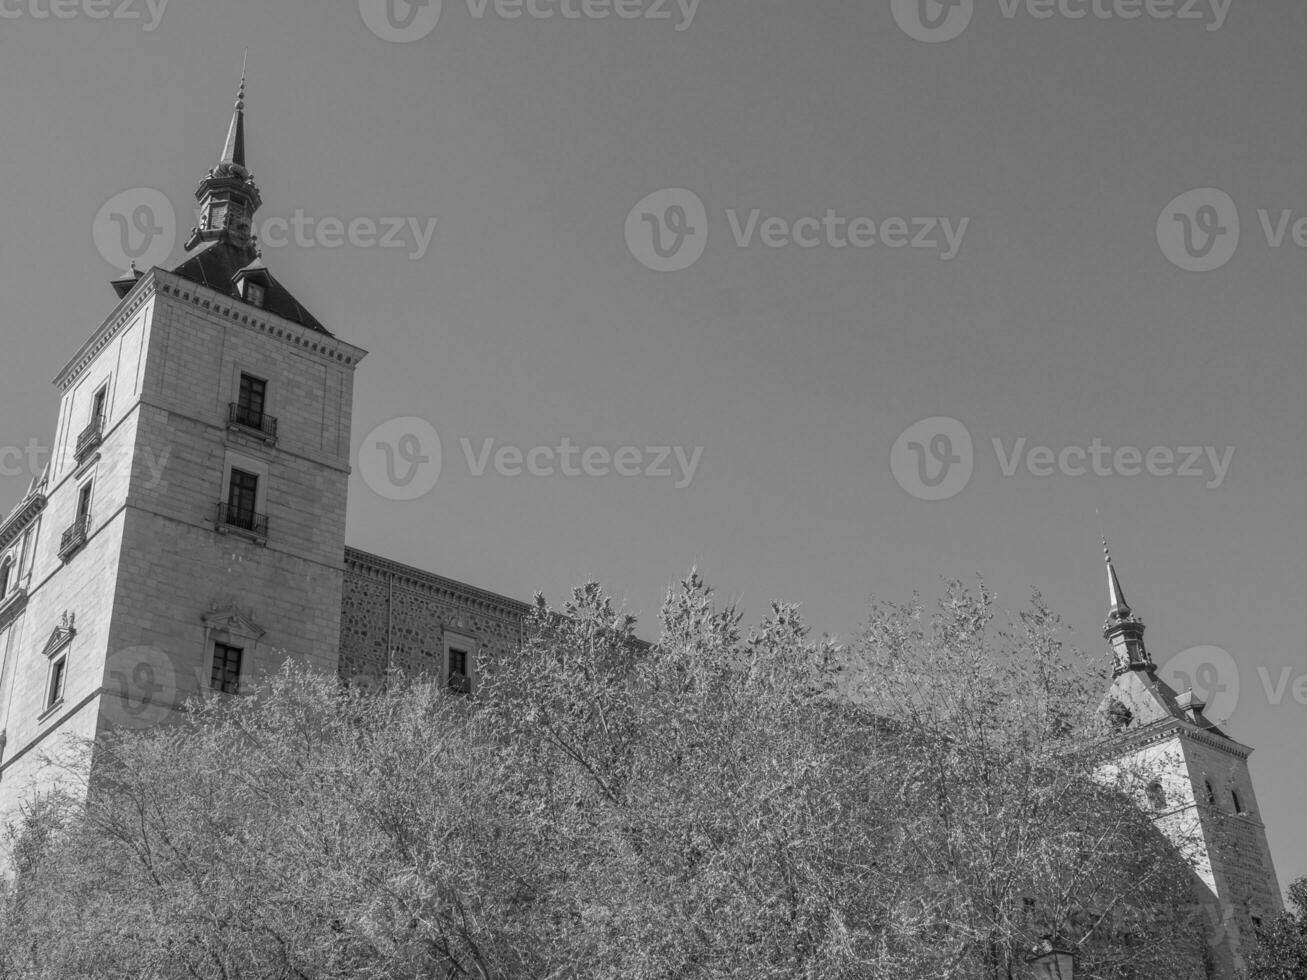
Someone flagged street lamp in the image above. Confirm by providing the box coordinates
[1026,936,1075,979]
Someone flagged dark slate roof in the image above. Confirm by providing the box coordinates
[171,240,330,335]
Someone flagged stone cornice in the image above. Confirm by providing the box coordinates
[54,271,160,391]
[54,268,369,392]
[152,271,368,369]
[344,547,531,619]
[0,587,28,631]
[0,493,46,552]
[1107,716,1253,761]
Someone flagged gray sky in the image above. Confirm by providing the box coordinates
[1,0,1304,897]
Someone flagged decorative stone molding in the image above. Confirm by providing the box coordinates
[202,603,266,644]
[41,612,77,659]
[0,493,46,552]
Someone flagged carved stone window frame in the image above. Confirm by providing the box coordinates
[441,628,479,695]
[38,614,77,720]
[202,605,266,696]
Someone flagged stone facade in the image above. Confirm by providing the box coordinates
[1096,550,1284,979]
[339,547,529,692]
[0,268,367,831]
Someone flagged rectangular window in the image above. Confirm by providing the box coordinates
[227,469,259,528]
[47,656,67,708]
[244,282,265,308]
[238,373,267,419]
[77,482,93,521]
[447,648,470,693]
[91,384,108,425]
[211,642,243,695]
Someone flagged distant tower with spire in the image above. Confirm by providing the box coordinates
[1103,538,1153,676]
[0,62,366,862]
[1096,541,1283,979]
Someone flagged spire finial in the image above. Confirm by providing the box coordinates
[1100,535,1151,676]
[220,55,248,168]
[236,50,247,110]
[187,56,262,253]
[1103,535,1131,620]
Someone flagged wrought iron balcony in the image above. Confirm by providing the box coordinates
[214,501,269,541]
[58,515,89,561]
[74,416,104,461]
[227,403,278,440]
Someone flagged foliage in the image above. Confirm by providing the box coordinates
[1248,877,1307,980]
[0,575,1207,979]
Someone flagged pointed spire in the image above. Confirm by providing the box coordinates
[1100,537,1152,676]
[220,52,248,169]
[1103,536,1132,621]
[186,54,262,254]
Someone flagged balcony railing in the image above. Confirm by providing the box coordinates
[228,403,278,440]
[215,501,269,541]
[74,416,104,461]
[59,515,89,560]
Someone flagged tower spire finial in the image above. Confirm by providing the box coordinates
[186,56,262,253]
[220,54,248,168]
[1103,535,1132,620]
[1100,537,1152,676]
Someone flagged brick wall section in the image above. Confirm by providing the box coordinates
[339,548,529,686]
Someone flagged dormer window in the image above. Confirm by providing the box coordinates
[243,280,265,307]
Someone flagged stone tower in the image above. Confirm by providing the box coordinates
[0,70,367,835]
[1097,542,1283,979]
